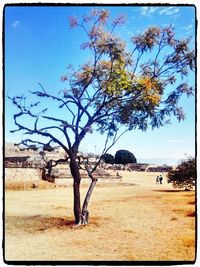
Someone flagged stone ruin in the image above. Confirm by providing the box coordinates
[5,156,122,186]
[104,163,173,172]
[5,155,172,186]
[43,161,122,185]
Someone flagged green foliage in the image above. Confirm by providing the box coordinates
[115,150,137,165]
[101,153,115,164]
[167,157,196,190]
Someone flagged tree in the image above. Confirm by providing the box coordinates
[101,153,115,164]
[115,150,137,165]
[167,157,196,190]
[8,9,195,225]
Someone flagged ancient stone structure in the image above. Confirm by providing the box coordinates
[103,163,173,172]
[4,153,172,187]
[5,168,41,183]
[5,156,122,186]
[43,162,122,185]
[5,156,45,168]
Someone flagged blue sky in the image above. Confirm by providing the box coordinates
[4,5,196,165]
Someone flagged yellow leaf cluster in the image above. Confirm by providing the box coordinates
[105,63,132,95]
[136,76,161,106]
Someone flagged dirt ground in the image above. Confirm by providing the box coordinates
[4,171,196,262]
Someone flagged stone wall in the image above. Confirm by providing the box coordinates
[5,168,42,182]
[44,164,122,186]
[49,176,122,186]
[5,167,122,187]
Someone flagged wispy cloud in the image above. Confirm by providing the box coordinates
[181,24,193,31]
[12,20,20,28]
[140,6,180,18]
[181,24,193,35]
[140,7,159,16]
[185,24,193,30]
[159,7,180,16]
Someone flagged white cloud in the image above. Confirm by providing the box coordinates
[184,24,193,31]
[159,7,180,16]
[140,7,159,16]
[180,24,194,35]
[12,20,20,28]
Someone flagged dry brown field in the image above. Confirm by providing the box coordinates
[4,171,196,262]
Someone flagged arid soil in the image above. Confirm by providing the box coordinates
[4,171,196,262]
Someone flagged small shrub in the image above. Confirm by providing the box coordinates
[101,153,115,164]
[167,157,196,190]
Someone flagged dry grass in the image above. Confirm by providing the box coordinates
[5,181,34,190]
[4,171,196,262]
[5,180,57,190]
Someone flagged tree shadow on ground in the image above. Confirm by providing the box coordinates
[5,215,75,234]
[152,189,182,193]
[97,182,139,187]
[5,214,106,234]
[187,211,196,217]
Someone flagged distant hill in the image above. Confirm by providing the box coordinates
[138,158,178,166]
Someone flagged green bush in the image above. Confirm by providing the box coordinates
[101,153,115,164]
[115,150,137,165]
[167,157,196,190]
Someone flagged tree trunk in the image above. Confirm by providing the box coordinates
[80,164,98,225]
[73,180,82,224]
[70,157,82,224]
[69,157,98,225]
[81,177,98,224]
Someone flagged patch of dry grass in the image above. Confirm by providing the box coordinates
[5,181,35,190]
[4,171,196,262]
[5,180,56,190]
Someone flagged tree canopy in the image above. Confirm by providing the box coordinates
[9,9,195,224]
[101,153,115,164]
[115,150,137,165]
[167,157,196,190]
